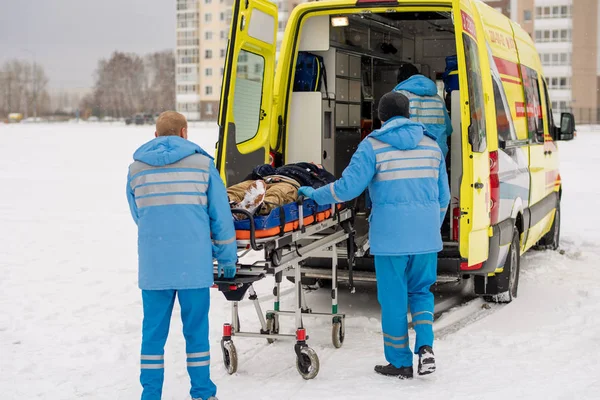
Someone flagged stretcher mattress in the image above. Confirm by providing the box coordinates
[234,200,335,240]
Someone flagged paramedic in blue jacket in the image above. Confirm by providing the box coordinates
[126,111,237,400]
[299,92,450,379]
[394,63,452,158]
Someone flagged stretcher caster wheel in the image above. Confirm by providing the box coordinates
[271,249,282,266]
[221,340,238,375]
[332,320,345,349]
[266,313,279,344]
[296,347,320,380]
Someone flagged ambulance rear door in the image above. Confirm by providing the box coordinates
[216,0,278,185]
[453,0,492,267]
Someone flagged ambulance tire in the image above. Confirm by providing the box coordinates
[484,227,520,304]
[537,202,561,251]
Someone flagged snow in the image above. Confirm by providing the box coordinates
[1,123,600,399]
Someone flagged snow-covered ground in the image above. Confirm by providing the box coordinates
[1,123,599,399]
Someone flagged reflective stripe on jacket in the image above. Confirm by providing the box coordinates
[311,117,450,256]
[394,75,453,157]
[127,136,237,290]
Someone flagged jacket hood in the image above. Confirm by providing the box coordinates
[369,117,430,150]
[394,74,439,96]
[133,136,212,166]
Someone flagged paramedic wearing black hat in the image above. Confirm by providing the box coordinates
[299,92,450,379]
[394,63,452,157]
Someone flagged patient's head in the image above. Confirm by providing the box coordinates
[378,91,410,123]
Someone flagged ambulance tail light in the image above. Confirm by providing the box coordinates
[460,261,483,271]
[452,198,460,241]
[489,150,500,225]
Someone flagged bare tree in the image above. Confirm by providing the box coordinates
[144,50,176,113]
[82,50,175,118]
[0,59,50,118]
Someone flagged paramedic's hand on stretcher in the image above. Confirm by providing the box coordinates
[218,264,237,278]
[298,186,315,200]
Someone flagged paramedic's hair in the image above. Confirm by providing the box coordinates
[156,111,188,136]
[397,63,420,83]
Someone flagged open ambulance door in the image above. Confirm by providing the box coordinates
[453,0,492,268]
[216,0,278,186]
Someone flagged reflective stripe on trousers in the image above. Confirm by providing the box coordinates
[375,254,437,368]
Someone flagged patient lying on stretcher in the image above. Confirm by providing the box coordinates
[227,162,335,220]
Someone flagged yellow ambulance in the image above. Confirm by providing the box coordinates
[216,0,576,302]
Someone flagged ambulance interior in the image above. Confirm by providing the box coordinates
[286,12,461,259]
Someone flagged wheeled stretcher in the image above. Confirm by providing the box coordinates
[213,199,355,380]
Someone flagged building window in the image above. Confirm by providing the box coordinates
[205,86,213,95]
[205,13,212,22]
[205,68,213,76]
[534,29,571,43]
[220,12,225,21]
[205,31,213,40]
[221,30,227,39]
[177,85,199,94]
[220,67,224,76]
[206,103,214,115]
[205,0,212,3]
[546,76,571,90]
[220,49,226,58]
[205,50,213,59]
[524,10,532,21]
[535,5,572,19]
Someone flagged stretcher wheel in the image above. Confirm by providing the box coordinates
[266,314,280,344]
[296,347,320,380]
[332,320,345,349]
[271,249,282,266]
[221,340,238,375]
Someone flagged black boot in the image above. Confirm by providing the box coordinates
[374,364,414,379]
[418,346,436,375]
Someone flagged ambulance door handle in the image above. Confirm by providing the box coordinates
[474,182,484,190]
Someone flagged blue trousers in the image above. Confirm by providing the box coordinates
[374,254,437,368]
[140,288,216,400]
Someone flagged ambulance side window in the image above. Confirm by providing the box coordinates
[492,78,512,143]
[542,80,555,138]
[520,65,544,143]
[233,50,265,144]
[462,34,487,153]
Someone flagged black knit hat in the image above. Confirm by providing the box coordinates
[397,63,419,83]
[378,91,410,122]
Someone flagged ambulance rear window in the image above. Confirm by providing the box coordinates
[462,34,487,153]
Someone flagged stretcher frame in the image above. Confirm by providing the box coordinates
[215,203,355,380]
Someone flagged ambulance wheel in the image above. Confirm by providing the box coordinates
[221,340,238,375]
[538,202,561,251]
[485,227,520,304]
[266,314,279,344]
[296,347,320,380]
[332,320,345,348]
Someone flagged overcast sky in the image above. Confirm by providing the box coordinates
[0,0,175,91]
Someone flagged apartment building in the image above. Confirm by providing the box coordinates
[483,0,600,120]
[176,0,302,121]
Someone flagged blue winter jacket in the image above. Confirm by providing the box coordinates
[126,136,237,290]
[312,117,450,256]
[394,75,453,157]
